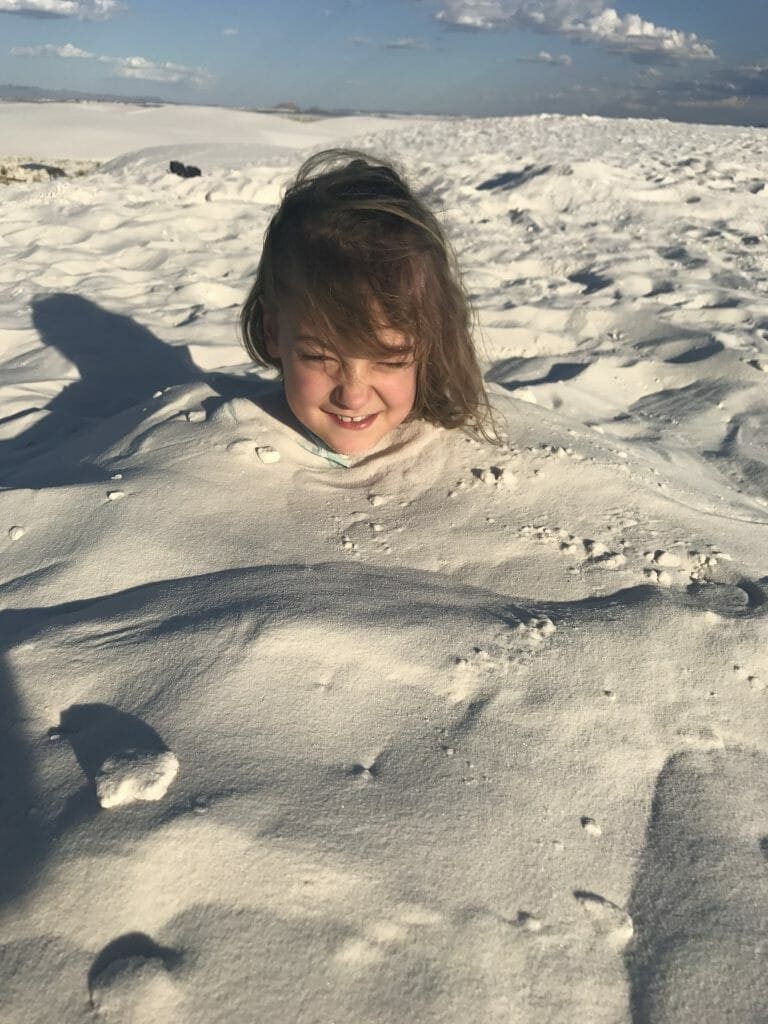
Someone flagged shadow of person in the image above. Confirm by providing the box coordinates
[0,651,43,910]
[0,293,202,486]
[625,748,768,1024]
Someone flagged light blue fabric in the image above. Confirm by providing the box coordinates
[298,427,353,468]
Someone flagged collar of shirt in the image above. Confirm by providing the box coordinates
[297,427,353,469]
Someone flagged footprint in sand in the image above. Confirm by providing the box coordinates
[89,933,182,1022]
[686,579,763,617]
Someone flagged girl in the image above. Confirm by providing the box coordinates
[240,149,497,465]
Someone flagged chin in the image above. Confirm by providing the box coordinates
[329,435,383,456]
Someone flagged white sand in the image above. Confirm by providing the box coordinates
[0,102,767,1023]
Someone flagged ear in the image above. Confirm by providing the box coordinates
[263,309,280,359]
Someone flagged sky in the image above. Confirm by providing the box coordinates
[2,0,768,125]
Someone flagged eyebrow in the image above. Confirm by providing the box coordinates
[294,334,413,355]
[295,333,327,344]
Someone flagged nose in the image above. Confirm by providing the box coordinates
[330,363,373,411]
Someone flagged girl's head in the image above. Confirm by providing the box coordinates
[241,148,494,454]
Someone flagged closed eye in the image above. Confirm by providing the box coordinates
[298,351,334,362]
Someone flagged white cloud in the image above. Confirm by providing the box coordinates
[383,36,429,49]
[222,26,238,36]
[0,0,121,19]
[11,40,214,87]
[116,55,213,87]
[11,41,93,56]
[608,60,768,119]
[349,35,429,49]
[518,49,572,65]
[435,1,715,61]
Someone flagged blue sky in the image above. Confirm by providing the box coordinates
[2,0,768,124]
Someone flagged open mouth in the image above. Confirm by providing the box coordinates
[326,412,379,430]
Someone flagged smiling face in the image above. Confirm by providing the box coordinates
[264,309,418,456]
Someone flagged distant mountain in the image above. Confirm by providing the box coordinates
[0,83,167,105]
[0,85,397,119]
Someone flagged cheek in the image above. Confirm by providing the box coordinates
[284,362,328,404]
[399,369,418,411]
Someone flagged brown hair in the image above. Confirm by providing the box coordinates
[240,148,497,440]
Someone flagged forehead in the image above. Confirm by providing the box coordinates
[278,309,413,354]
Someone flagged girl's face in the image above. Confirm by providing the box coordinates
[265,310,418,456]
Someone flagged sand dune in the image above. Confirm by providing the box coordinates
[0,103,766,1023]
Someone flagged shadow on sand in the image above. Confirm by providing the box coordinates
[0,652,41,909]
[0,293,201,487]
[0,292,206,905]
[626,748,768,1023]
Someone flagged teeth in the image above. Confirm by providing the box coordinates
[336,414,371,422]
